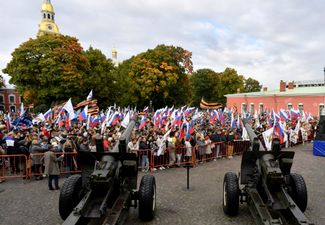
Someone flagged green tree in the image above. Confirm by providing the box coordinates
[244,77,262,92]
[0,74,4,88]
[3,34,90,106]
[84,47,117,109]
[218,68,245,105]
[190,68,221,107]
[120,44,193,108]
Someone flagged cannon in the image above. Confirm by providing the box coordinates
[59,115,156,225]
[222,119,314,225]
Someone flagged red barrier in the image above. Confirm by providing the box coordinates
[0,154,29,179]
[29,152,81,179]
[56,152,81,175]
[233,140,250,155]
[0,140,255,180]
[151,145,195,170]
[132,149,152,172]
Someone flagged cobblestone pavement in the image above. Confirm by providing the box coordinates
[0,143,324,225]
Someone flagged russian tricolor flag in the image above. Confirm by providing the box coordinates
[279,109,288,121]
[172,114,182,127]
[79,105,88,122]
[91,116,101,127]
[186,122,195,139]
[44,108,52,120]
[108,112,120,126]
[179,122,186,140]
[139,115,146,130]
[273,110,280,123]
[231,112,235,129]
[219,111,225,125]
[274,123,285,144]
[291,109,300,121]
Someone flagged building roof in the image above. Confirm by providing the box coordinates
[225,86,325,98]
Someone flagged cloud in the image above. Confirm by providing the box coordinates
[1,0,325,90]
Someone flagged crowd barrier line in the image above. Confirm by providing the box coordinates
[0,140,263,179]
[132,140,251,171]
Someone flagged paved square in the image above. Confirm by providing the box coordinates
[0,143,323,225]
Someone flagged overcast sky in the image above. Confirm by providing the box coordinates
[1,0,325,89]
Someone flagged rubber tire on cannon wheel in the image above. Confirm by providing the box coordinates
[223,172,239,216]
[288,173,307,212]
[138,174,156,221]
[59,174,83,220]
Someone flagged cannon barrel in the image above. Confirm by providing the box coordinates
[112,115,138,153]
[242,118,266,151]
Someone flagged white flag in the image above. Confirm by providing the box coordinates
[87,90,93,100]
[262,127,274,151]
[37,113,45,122]
[20,102,25,117]
[158,129,171,156]
[63,98,75,120]
[241,127,250,141]
[121,111,130,128]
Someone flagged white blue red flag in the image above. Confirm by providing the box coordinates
[79,105,88,122]
[139,115,146,130]
[44,108,52,120]
[279,109,288,121]
[231,112,235,129]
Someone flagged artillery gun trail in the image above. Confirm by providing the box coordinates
[59,115,156,225]
[222,119,314,225]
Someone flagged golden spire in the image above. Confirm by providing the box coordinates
[37,0,60,37]
[112,48,118,67]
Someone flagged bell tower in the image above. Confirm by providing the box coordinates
[37,0,60,37]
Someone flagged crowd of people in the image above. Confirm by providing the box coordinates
[0,106,318,182]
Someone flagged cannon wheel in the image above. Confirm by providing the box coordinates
[288,173,307,212]
[59,174,83,220]
[223,172,239,216]
[138,174,156,221]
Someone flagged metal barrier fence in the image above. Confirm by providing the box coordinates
[0,154,29,179]
[0,140,251,179]
[0,152,81,180]
[134,140,251,171]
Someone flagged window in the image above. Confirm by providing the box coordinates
[47,14,50,19]
[241,103,247,113]
[298,103,304,113]
[287,103,293,110]
[52,15,54,20]
[250,103,254,115]
[43,13,46,19]
[0,95,3,104]
[0,105,4,114]
[10,106,16,112]
[20,96,23,103]
[319,104,325,117]
[259,103,264,115]
[9,95,15,104]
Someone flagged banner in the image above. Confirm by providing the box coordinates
[262,127,274,151]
